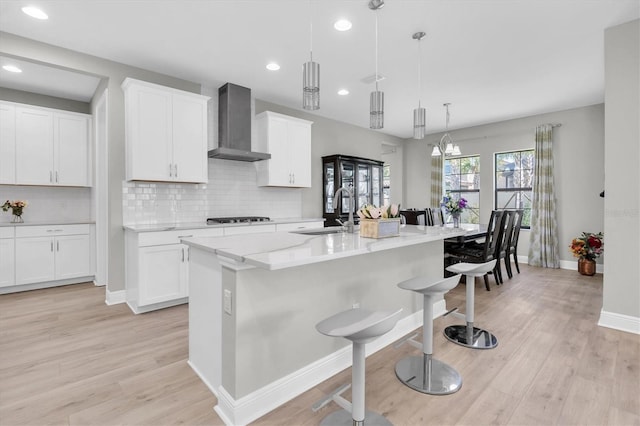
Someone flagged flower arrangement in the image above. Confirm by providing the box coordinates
[569,232,603,260]
[441,194,467,215]
[357,204,400,220]
[2,200,28,216]
[2,200,28,223]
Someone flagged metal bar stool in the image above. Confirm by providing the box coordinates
[394,274,463,395]
[313,307,403,426]
[444,260,498,349]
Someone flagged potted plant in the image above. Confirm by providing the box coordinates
[357,204,401,238]
[441,194,467,228]
[569,232,603,276]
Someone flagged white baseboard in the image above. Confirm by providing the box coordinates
[212,306,436,426]
[0,277,93,295]
[517,255,605,274]
[598,310,640,335]
[105,289,126,305]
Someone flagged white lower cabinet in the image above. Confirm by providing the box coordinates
[138,244,188,306]
[125,227,224,314]
[14,225,92,286]
[0,228,15,288]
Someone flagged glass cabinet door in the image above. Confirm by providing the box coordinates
[324,163,335,213]
[357,164,370,209]
[340,162,355,214]
[371,165,383,207]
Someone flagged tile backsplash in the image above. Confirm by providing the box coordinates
[122,158,303,225]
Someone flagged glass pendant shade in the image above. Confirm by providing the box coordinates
[444,142,454,155]
[413,106,426,139]
[431,145,441,156]
[303,60,320,110]
[452,145,462,156]
[370,90,384,129]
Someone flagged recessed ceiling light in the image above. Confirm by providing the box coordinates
[337,89,349,96]
[2,65,22,73]
[21,6,48,20]
[266,62,280,71]
[334,19,352,31]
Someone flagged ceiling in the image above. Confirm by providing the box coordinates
[0,55,101,102]
[0,0,638,138]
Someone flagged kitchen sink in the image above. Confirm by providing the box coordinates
[291,226,348,235]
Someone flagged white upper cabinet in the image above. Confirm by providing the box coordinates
[0,102,16,184]
[3,101,91,187]
[255,111,312,188]
[54,112,91,186]
[122,78,209,183]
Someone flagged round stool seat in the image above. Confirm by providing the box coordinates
[446,259,497,277]
[316,308,402,344]
[398,274,462,295]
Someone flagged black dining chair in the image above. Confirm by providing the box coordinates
[505,209,524,278]
[493,210,516,284]
[426,207,445,226]
[445,210,507,291]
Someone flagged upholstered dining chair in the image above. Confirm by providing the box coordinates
[445,209,507,291]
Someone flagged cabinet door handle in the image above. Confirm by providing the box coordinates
[50,241,53,252]
[50,171,53,183]
[169,164,173,177]
[56,171,59,183]
[56,241,59,252]
[178,235,193,239]
[174,164,178,178]
[181,247,185,262]
[186,247,190,261]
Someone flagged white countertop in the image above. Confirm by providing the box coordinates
[182,224,465,270]
[0,220,95,228]
[123,217,324,233]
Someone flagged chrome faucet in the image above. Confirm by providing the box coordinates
[334,186,355,233]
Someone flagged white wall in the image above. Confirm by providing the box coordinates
[403,103,605,261]
[0,186,91,224]
[602,19,639,328]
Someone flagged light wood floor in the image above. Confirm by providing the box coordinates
[1,265,638,426]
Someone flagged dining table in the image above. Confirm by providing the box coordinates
[443,223,488,244]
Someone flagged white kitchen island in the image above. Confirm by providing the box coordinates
[181,225,464,425]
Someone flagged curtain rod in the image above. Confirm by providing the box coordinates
[436,122,563,144]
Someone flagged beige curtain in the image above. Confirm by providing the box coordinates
[528,124,560,268]
[430,154,443,207]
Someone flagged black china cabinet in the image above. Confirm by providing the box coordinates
[322,154,384,227]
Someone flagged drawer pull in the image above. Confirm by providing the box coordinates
[178,235,193,239]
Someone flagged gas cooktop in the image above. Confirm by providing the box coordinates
[206,216,271,224]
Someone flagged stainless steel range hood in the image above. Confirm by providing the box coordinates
[208,83,271,162]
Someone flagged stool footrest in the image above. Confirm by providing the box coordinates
[312,383,351,412]
[393,332,422,350]
[443,307,458,317]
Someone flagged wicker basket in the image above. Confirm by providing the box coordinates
[359,218,401,239]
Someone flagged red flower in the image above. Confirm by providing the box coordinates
[588,235,602,249]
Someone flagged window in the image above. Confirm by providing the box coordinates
[383,164,391,206]
[444,155,480,224]
[495,150,534,228]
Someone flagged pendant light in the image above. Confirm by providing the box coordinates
[303,1,320,110]
[412,31,426,139]
[431,103,462,156]
[369,0,384,129]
